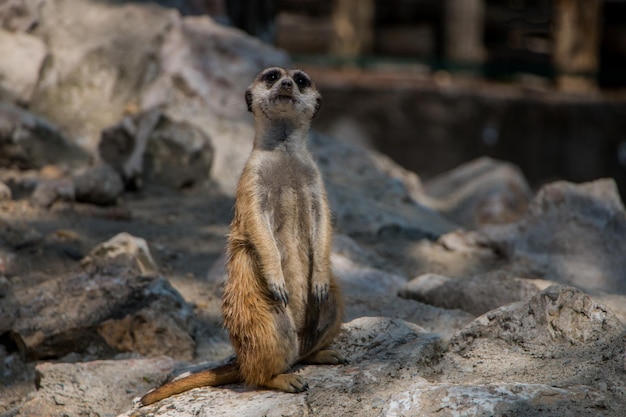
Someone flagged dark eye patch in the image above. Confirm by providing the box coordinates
[261,69,281,86]
[293,72,311,91]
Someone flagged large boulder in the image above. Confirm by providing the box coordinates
[99,110,213,189]
[2,233,195,361]
[423,157,532,228]
[0,102,89,170]
[115,287,626,417]
[310,132,459,238]
[484,178,626,295]
[0,28,47,104]
[16,356,177,417]
[399,271,553,316]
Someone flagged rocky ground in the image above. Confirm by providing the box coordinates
[1,1,625,416]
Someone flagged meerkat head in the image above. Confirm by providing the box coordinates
[245,67,321,122]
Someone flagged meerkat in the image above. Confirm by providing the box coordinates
[140,67,345,406]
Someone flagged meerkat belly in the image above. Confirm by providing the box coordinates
[258,160,319,326]
[271,184,313,321]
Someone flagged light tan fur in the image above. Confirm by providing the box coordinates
[140,67,344,406]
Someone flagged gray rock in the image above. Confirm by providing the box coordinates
[0,218,42,249]
[4,233,195,360]
[16,356,176,417]
[0,102,89,170]
[30,178,75,208]
[138,14,289,194]
[27,0,178,152]
[73,163,124,205]
[0,0,41,32]
[399,271,553,316]
[0,28,47,104]
[116,298,626,416]
[345,294,475,337]
[310,132,458,238]
[99,110,213,189]
[81,232,158,276]
[450,285,625,355]
[119,317,445,417]
[0,180,11,200]
[423,157,532,228]
[484,179,626,295]
[332,243,475,337]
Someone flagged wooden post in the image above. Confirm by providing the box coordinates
[553,0,602,91]
[331,0,375,57]
[444,0,485,69]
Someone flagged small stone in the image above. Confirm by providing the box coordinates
[81,232,158,275]
[73,164,124,206]
[31,178,75,208]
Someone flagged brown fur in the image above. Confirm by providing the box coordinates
[140,67,344,406]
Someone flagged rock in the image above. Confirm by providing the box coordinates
[0,0,41,32]
[81,232,158,276]
[120,309,626,416]
[0,218,42,249]
[30,178,75,208]
[484,179,626,295]
[0,180,11,200]
[399,271,553,316]
[27,0,179,152]
[423,157,532,228]
[345,294,475,337]
[0,28,47,104]
[16,356,176,417]
[99,110,213,189]
[333,253,406,296]
[0,102,89,170]
[446,285,625,390]
[0,275,8,297]
[8,270,195,361]
[310,132,458,238]
[451,285,625,353]
[97,278,196,361]
[120,317,445,417]
[5,233,195,360]
[139,14,289,194]
[593,293,626,325]
[332,242,475,337]
[73,163,124,205]
[144,115,213,188]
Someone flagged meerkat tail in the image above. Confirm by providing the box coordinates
[140,363,241,406]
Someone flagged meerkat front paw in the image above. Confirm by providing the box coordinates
[268,280,289,307]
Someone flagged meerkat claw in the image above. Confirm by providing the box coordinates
[312,282,330,304]
[268,281,289,307]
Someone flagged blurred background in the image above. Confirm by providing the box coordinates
[41,0,626,195]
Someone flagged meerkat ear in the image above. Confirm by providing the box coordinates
[245,89,253,112]
[313,95,322,119]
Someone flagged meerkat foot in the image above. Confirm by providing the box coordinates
[263,373,308,393]
[302,349,347,365]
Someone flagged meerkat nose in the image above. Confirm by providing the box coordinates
[280,79,293,90]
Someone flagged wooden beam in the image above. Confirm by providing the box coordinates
[553,0,602,91]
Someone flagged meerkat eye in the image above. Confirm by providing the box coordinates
[262,70,281,85]
[293,73,311,90]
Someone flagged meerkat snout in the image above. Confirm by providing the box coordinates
[280,79,293,90]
